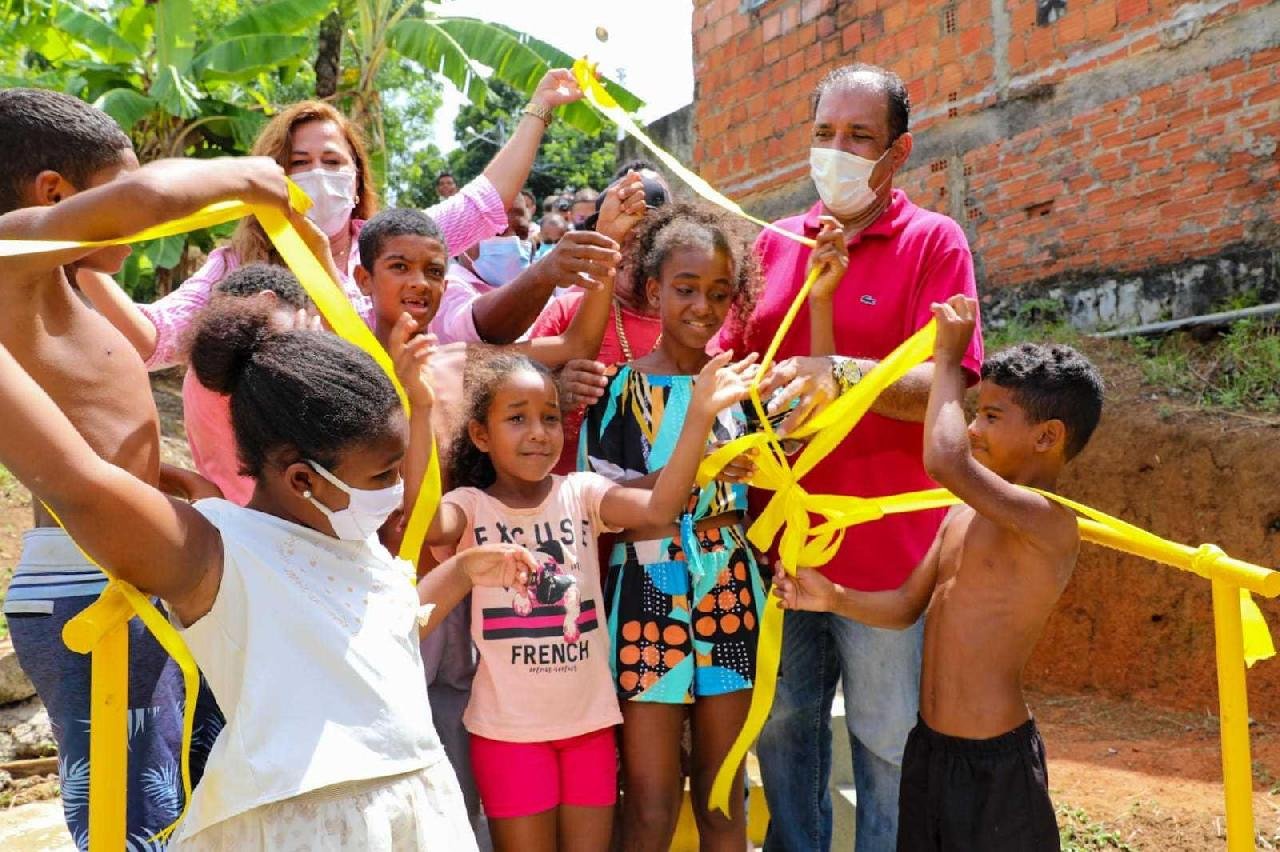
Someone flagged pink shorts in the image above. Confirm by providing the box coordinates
[470,726,618,819]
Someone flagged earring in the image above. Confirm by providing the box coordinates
[303,490,312,499]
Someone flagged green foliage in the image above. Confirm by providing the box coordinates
[0,0,639,296]
[1134,318,1280,414]
[985,298,1079,351]
[1057,805,1135,851]
[396,79,616,210]
[0,0,329,297]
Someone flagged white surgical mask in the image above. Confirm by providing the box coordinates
[809,147,888,219]
[305,460,403,542]
[292,167,358,237]
[472,236,532,287]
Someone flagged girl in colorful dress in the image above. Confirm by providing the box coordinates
[579,203,766,851]
[425,345,756,852]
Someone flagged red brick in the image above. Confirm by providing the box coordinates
[1084,1,1116,39]
[801,0,825,24]
[1055,10,1086,45]
[763,13,781,42]
[713,16,733,47]
[781,4,798,35]
[1246,81,1280,108]
[1116,0,1149,24]
[1209,58,1246,81]
[841,21,863,51]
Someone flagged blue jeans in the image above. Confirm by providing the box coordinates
[757,609,923,852]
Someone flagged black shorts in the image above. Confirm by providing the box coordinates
[897,716,1060,852]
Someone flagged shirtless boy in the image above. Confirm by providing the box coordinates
[0,87,289,845]
[774,294,1104,851]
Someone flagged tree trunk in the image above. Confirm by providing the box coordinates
[315,10,343,99]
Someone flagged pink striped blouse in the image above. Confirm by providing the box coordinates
[139,174,507,369]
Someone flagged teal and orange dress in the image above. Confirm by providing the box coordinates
[579,364,764,703]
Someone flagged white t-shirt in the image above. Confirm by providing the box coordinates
[172,499,447,839]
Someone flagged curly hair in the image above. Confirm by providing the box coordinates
[213,262,310,308]
[625,201,762,334]
[981,343,1105,460]
[190,300,400,477]
[447,348,556,491]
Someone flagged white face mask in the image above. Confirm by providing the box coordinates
[809,147,889,219]
[292,167,358,237]
[471,235,532,287]
[305,460,403,542]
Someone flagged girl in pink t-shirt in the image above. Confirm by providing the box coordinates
[424,349,756,852]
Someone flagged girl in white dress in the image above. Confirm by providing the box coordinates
[0,299,535,851]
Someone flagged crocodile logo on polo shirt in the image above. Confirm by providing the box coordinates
[860,294,877,306]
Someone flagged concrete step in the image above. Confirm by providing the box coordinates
[0,801,74,852]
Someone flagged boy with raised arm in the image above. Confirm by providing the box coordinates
[0,87,290,845]
[775,294,1104,851]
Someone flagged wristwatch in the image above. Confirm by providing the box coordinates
[830,356,864,395]
[521,101,553,126]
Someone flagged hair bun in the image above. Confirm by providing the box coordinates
[190,300,276,395]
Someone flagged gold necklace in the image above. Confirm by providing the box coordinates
[613,298,661,361]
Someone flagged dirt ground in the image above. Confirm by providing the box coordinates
[1,361,1279,849]
[1028,341,1280,720]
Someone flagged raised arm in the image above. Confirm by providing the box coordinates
[0,156,289,277]
[774,514,947,629]
[468,229,622,344]
[923,296,1070,542]
[599,353,756,529]
[0,343,223,624]
[515,175,650,368]
[480,70,583,209]
[807,216,849,357]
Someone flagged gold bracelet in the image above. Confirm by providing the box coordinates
[521,101,553,126]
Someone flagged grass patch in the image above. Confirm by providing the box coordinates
[1132,317,1280,414]
[1058,804,1136,850]
[986,298,1081,351]
[990,303,1280,416]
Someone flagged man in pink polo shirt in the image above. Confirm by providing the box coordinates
[715,64,983,852]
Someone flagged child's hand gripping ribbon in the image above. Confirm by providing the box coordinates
[2,182,441,849]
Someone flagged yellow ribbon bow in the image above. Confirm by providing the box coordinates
[570,54,1277,834]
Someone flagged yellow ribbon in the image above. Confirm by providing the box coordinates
[3,180,441,849]
[694,324,1280,814]
[569,54,1279,818]
[572,59,816,250]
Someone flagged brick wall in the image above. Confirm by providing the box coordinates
[691,0,1280,325]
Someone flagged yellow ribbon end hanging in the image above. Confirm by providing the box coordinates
[1241,589,1276,668]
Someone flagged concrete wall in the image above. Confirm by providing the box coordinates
[616,103,698,201]
[691,0,1280,328]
